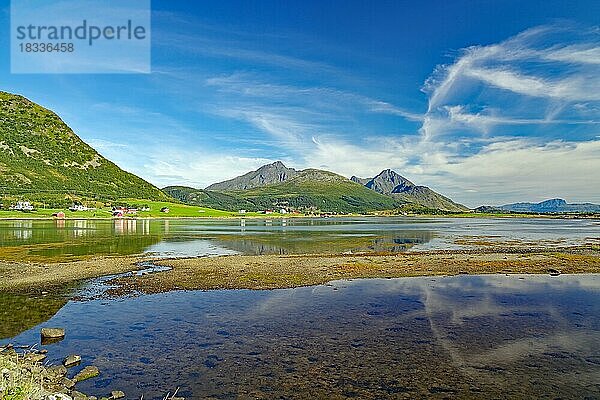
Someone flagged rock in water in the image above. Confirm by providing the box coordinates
[110,390,125,399]
[41,328,65,339]
[74,365,100,382]
[63,354,82,367]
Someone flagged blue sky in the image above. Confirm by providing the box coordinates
[0,0,599,206]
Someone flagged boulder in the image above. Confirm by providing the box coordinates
[41,328,65,339]
[41,328,66,345]
[62,377,76,389]
[110,391,125,399]
[74,366,100,382]
[63,355,81,368]
[25,352,47,363]
[47,365,68,379]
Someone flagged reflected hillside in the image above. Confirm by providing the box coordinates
[214,229,435,255]
[0,293,68,339]
[0,219,163,262]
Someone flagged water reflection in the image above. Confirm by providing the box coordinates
[0,217,597,261]
[0,293,68,339]
[2,274,598,399]
[11,221,32,240]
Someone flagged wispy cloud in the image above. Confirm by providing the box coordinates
[206,73,422,121]
[421,24,600,138]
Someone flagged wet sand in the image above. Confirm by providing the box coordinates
[0,256,141,293]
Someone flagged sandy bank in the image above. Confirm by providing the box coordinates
[107,250,600,295]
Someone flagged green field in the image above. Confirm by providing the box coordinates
[0,199,268,219]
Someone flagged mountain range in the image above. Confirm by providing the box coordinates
[351,169,468,212]
[166,161,468,213]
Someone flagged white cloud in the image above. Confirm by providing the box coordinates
[419,139,600,205]
[421,24,600,138]
[141,151,275,188]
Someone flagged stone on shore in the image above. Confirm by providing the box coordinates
[25,352,47,362]
[45,394,73,400]
[110,390,125,399]
[62,377,76,389]
[41,328,65,339]
[71,390,89,400]
[74,365,100,382]
[63,354,82,368]
[47,364,68,378]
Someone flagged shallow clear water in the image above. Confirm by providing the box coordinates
[0,217,597,261]
[2,274,599,399]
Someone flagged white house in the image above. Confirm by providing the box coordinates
[12,201,34,211]
[69,203,96,212]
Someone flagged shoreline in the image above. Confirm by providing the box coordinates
[2,248,599,295]
[0,213,598,222]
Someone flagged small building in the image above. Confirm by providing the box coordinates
[52,211,65,219]
[160,207,170,213]
[279,208,288,214]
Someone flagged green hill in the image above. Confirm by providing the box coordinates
[235,169,403,213]
[0,92,168,206]
[162,186,257,211]
[176,168,404,214]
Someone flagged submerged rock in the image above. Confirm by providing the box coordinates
[63,354,82,368]
[74,365,100,382]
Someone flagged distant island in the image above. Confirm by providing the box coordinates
[476,199,600,214]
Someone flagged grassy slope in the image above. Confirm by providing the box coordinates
[163,186,257,212]
[228,170,402,213]
[0,92,168,205]
[392,187,469,212]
